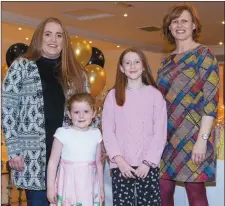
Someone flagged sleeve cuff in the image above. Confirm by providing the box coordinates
[143,160,158,168]
[109,153,123,163]
[9,152,22,160]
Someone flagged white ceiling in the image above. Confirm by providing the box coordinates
[2,1,225,52]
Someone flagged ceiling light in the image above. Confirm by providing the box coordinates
[89,41,92,44]
[124,13,128,17]
[219,41,223,45]
[222,21,225,24]
[25,37,29,40]
[117,45,120,48]
[18,28,22,31]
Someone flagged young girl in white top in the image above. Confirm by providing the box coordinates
[47,93,104,206]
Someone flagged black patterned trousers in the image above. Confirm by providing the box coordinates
[112,167,161,206]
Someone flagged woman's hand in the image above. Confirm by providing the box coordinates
[47,188,57,204]
[114,156,136,178]
[192,138,207,165]
[135,163,150,179]
[8,156,24,171]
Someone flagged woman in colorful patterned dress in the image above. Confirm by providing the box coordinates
[47,93,104,206]
[156,4,219,206]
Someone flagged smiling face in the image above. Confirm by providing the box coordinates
[169,10,196,42]
[68,101,96,130]
[41,22,63,59]
[120,52,144,82]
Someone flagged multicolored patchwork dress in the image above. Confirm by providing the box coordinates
[51,127,103,206]
[156,45,219,182]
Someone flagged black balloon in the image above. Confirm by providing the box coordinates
[86,47,105,68]
[6,43,28,67]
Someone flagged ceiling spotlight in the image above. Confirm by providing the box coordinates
[25,37,29,40]
[222,21,225,24]
[18,28,22,31]
[219,41,223,45]
[124,13,128,17]
[117,45,120,48]
[89,41,92,44]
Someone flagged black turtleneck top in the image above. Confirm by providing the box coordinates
[36,56,65,163]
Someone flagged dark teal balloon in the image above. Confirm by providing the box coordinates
[6,43,28,67]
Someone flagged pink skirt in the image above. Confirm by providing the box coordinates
[51,159,101,206]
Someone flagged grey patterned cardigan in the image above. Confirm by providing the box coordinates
[1,58,89,190]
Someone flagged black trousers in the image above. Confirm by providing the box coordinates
[112,167,161,206]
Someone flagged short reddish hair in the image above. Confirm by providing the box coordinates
[162,4,202,44]
[67,93,96,111]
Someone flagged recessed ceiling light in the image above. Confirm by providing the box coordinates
[89,41,92,44]
[219,41,223,45]
[18,28,22,31]
[25,37,29,40]
[124,13,128,17]
[222,21,225,24]
[117,45,120,48]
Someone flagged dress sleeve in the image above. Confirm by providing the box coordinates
[2,59,24,159]
[102,90,122,162]
[144,91,167,167]
[94,128,103,143]
[199,48,219,117]
[53,127,65,144]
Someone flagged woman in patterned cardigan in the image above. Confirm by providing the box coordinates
[2,17,88,205]
[156,4,219,206]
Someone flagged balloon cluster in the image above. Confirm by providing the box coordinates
[70,37,106,97]
[3,39,106,97]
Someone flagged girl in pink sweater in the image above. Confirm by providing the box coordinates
[102,48,167,206]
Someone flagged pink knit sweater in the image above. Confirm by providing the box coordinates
[102,85,167,169]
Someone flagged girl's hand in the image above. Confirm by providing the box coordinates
[192,138,207,165]
[101,151,108,164]
[47,189,57,204]
[114,156,136,178]
[100,189,105,205]
[135,163,150,179]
